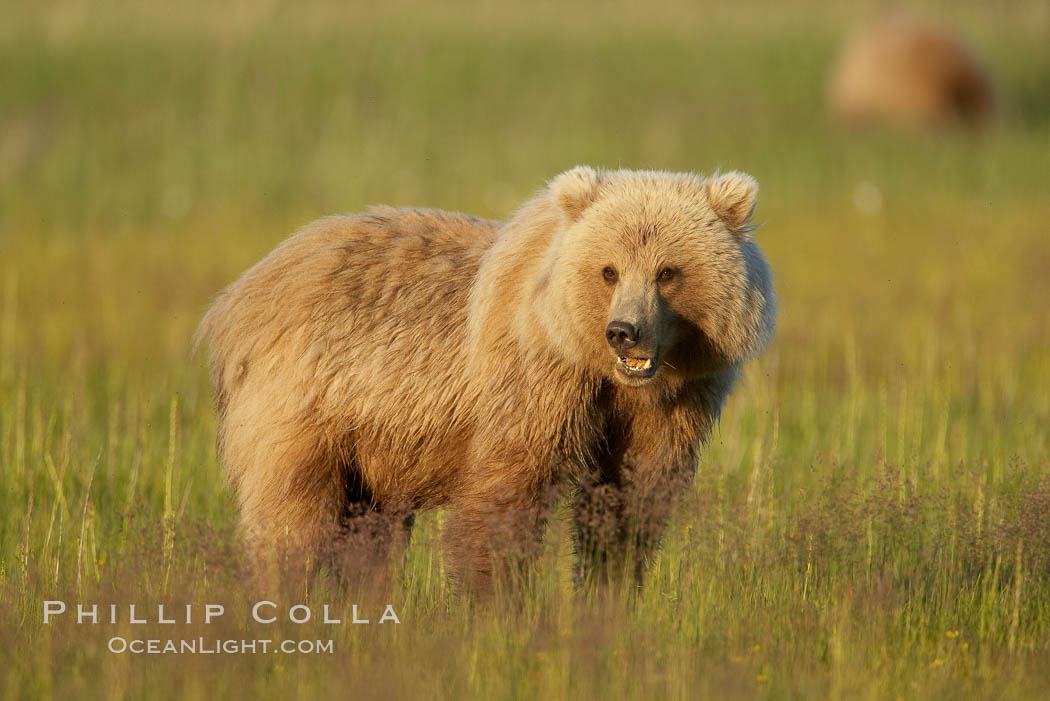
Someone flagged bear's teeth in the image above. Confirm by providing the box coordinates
[619,357,652,371]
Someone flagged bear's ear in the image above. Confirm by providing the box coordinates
[549,166,603,222]
[705,171,759,235]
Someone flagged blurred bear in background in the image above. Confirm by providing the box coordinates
[828,16,996,129]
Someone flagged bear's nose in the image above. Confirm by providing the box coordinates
[605,321,639,351]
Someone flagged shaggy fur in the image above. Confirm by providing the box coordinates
[828,17,995,128]
[198,167,776,591]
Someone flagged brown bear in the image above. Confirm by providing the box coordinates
[197,167,776,591]
[827,17,995,129]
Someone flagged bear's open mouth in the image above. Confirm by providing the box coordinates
[616,355,658,379]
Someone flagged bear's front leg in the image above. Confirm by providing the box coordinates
[573,456,694,587]
[443,478,556,598]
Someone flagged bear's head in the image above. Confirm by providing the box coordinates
[531,166,776,389]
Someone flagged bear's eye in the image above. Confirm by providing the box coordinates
[602,266,618,284]
[658,267,676,282]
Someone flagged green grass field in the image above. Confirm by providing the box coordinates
[2,1,1049,698]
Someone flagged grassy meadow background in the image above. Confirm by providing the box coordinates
[2,0,1049,697]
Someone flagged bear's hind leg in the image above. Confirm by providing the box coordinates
[234,440,352,589]
[326,465,415,587]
